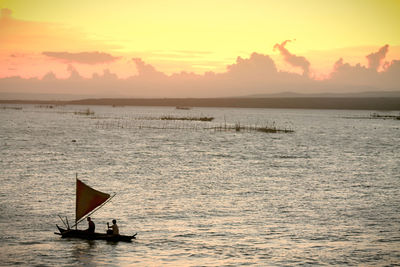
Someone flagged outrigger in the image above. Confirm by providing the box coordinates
[55,174,137,242]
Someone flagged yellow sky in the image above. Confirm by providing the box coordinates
[1,0,400,77]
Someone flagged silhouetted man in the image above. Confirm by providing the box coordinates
[87,217,95,234]
[107,219,119,235]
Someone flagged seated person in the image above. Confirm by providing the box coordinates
[86,217,95,234]
[107,219,119,235]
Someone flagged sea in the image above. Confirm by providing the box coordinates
[0,104,399,266]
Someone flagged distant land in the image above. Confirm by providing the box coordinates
[1,90,400,101]
[246,90,400,98]
[1,92,400,111]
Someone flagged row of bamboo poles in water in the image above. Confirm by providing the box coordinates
[93,118,294,133]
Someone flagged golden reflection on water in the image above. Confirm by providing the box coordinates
[72,240,97,266]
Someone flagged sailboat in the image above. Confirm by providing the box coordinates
[55,175,137,242]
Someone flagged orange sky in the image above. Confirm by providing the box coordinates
[0,0,399,98]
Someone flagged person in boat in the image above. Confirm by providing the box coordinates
[86,217,95,234]
[107,219,119,235]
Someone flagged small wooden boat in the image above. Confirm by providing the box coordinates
[176,106,191,110]
[56,225,136,242]
[55,175,137,242]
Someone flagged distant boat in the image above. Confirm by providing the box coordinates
[176,106,191,110]
[55,175,137,242]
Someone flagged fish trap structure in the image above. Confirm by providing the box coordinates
[210,122,294,133]
[93,116,294,134]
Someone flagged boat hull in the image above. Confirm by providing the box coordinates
[56,225,136,242]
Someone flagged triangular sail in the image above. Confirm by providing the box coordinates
[76,179,110,223]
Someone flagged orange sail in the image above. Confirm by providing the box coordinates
[76,179,110,223]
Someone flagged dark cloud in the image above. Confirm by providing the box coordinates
[42,51,120,64]
[274,40,311,77]
[366,44,389,70]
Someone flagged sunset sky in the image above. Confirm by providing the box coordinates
[1,0,399,98]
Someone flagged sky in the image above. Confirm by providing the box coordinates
[0,0,399,98]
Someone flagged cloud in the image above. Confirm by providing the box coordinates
[66,65,83,80]
[331,57,373,83]
[274,40,311,77]
[42,51,120,64]
[132,58,166,78]
[386,59,400,73]
[92,69,119,80]
[1,44,399,98]
[227,52,277,77]
[42,71,57,81]
[1,8,12,19]
[328,47,399,91]
[381,59,400,89]
[366,44,389,71]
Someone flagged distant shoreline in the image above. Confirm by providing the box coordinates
[1,97,400,110]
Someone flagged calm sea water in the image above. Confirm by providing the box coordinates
[0,104,399,266]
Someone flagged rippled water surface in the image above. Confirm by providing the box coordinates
[1,104,399,266]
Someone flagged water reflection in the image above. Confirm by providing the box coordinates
[71,240,97,266]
